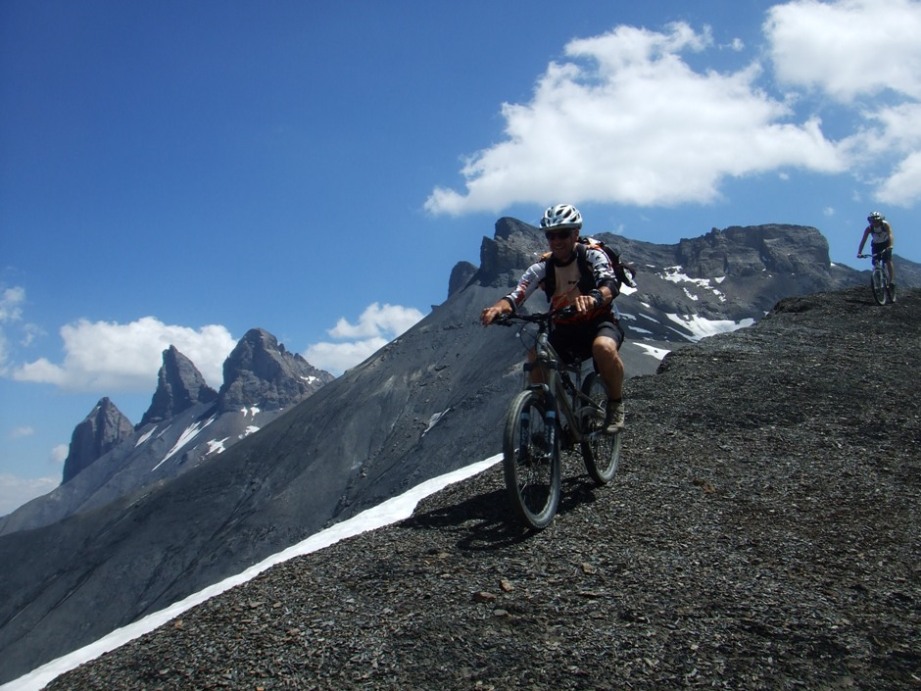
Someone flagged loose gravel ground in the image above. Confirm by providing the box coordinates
[49,286,921,690]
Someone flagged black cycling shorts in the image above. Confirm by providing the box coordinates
[549,313,624,364]
[871,241,892,261]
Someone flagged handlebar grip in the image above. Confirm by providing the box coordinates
[555,305,578,318]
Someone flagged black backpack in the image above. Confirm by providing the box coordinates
[539,237,636,300]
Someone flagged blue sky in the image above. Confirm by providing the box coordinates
[2,0,920,515]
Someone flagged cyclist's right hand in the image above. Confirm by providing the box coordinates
[481,305,508,326]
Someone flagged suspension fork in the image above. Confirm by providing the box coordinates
[524,361,579,444]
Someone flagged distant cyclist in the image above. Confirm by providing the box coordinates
[481,203,626,433]
[858,211,896,298]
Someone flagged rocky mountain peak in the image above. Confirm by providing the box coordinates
[474,216,545,289]
[217,328,334,412]
[61,398,135,483]
[675,224,832,279]
[139,346,218,427]
[447,261,477,299]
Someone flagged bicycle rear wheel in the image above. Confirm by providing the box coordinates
[871,269,888,305]
[502,389,561,530]
[579,373,621,485]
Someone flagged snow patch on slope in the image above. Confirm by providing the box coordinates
[152,416,216,471]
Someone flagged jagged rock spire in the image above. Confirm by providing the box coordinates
[217,328,334,412]
[448,261,477,299]
[139,346,218,427]
[476,217,543,288]
[61,398,135,483]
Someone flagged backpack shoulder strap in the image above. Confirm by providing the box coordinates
[582,236,637,289]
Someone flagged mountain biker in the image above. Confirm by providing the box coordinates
[858,211,896,297]
[481,203,626,433]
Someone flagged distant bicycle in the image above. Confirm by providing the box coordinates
[858,252,895,305]
[495,308,621,530]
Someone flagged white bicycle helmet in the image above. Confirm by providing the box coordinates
[868,210,884,224]
[540,203,583,230]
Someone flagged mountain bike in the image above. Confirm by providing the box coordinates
[858,252,895,305]
[496,308,621,530]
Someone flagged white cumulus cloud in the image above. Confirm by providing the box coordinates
[425,21,846,216]
[876,150,921,205]
[304,303,425,375]
[765,0,921,102]
[765,0,921,204]
[426,3,921,216]
[329,303,426,340]
[12,317,236,392]
[51,444,69,464]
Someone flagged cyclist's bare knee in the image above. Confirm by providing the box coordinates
[592,336,620,365]
[592,336,623,398]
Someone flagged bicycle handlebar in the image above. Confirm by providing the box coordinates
[494,306,577,327]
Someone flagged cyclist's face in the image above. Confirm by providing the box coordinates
[545,228,577,259]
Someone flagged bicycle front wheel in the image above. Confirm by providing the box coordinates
[502,390,561,530]
[579,373,621,485]
[871,269,888,305]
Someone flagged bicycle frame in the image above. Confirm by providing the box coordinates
[860,251,891,276]
[497,308,622,528]
[511,311,607,447]
[523,331,602,445]
[859,252,893,305]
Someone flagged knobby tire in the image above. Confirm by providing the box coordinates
[871,268,888,305]
[502,389,561,530]
[579,372,621,484]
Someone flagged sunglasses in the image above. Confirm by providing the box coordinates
[544,229,573,241]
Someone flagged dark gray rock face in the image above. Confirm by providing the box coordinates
[0,330,335,538]
[473,219,876,330]
[218,328,334,413]
[476,216,545,291]
[61,398,134,483]
[675,224,829,277]
[139,346,218,427]
[447,260,477,299]
[1,219,919,685]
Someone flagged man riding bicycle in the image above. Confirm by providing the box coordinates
[858,211,896,298]
[481,203,626,434]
